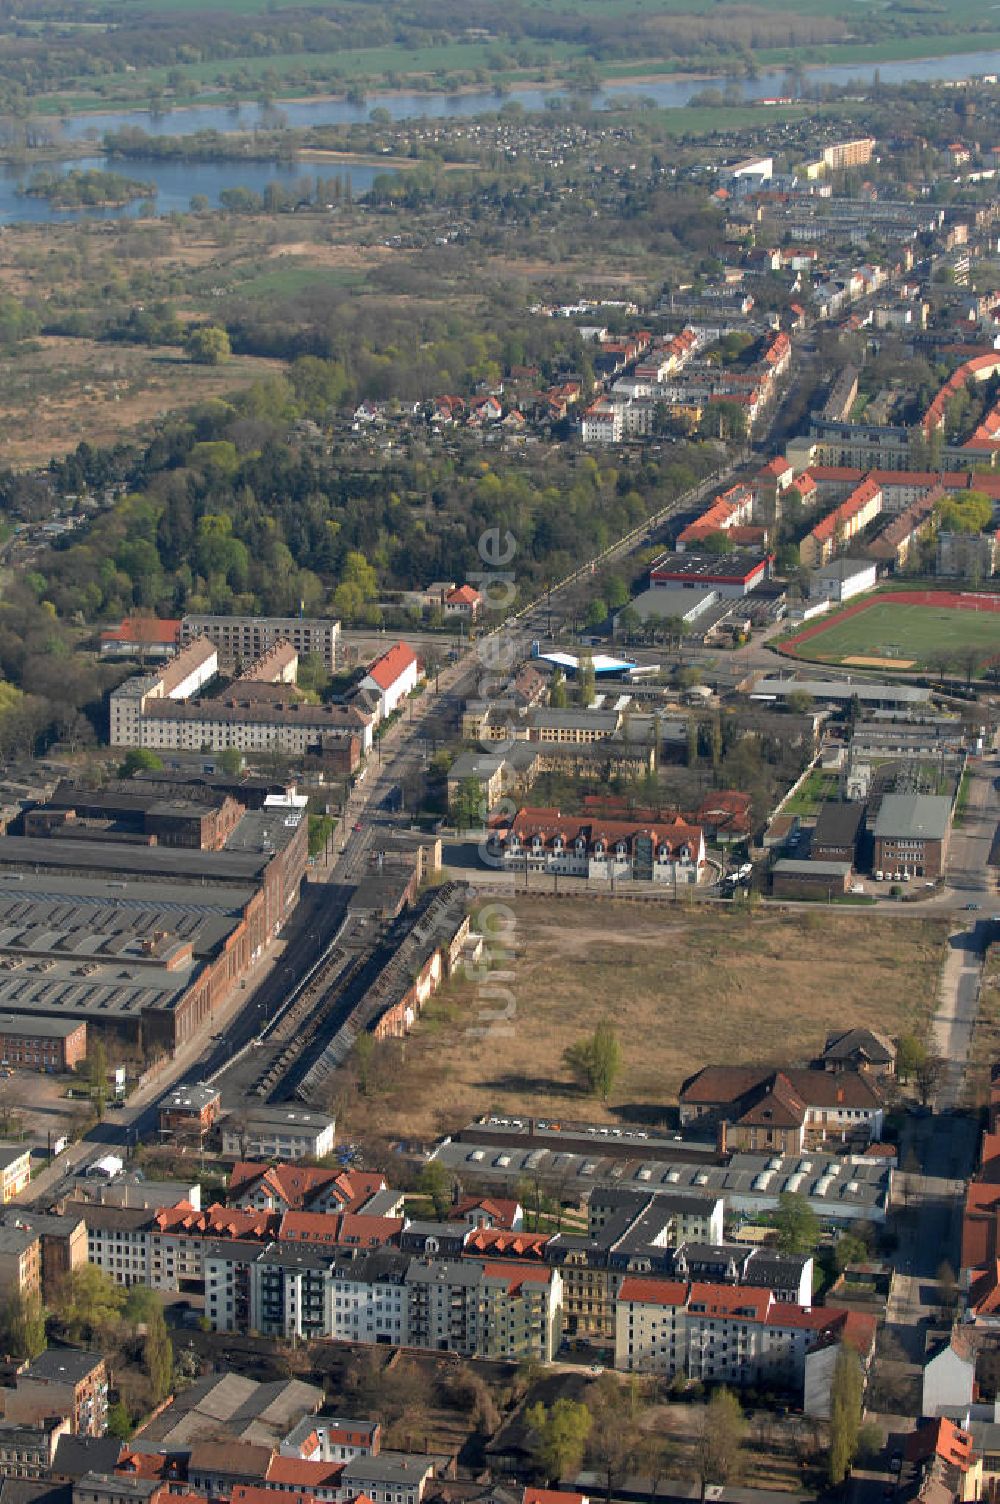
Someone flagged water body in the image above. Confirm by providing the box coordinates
[53,45,1000,141]
[0,154,384,224]
[4,46,1000,223]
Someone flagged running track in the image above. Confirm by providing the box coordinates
[780,589,1000,659]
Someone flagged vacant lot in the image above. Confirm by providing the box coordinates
[341,898,948,1145]
[0,337,285,465]
[788,599,1000,672]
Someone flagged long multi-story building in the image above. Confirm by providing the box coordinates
[488,806,707,885]
[799,476,883,568]
[614,1276,874,1416]
[110,631,369,769]
[181,616,340,672]
[110,639,218,748]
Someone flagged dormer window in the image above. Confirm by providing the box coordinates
[532,835,541,849]
[615,842,626,857]
[575,836,586,851]
[658,844,670,860]
[552,836,563,852]
[594,841,604,855]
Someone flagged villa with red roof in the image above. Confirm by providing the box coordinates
[359,643,420,721]
[443,585,482,621]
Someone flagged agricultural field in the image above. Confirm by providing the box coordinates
[783,596,1000,672]
[338,898,948,1148]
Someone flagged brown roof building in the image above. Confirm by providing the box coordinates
[679,1065,885,1152]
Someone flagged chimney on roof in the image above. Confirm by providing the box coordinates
[717,1119,728,1157]
[837,1087,845,1104]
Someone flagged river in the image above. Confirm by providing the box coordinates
[4,45,1000,224]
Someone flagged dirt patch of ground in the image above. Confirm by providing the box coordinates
[0,337,285,465]
[265,240,394,266]
[843,654,916,669]
[338,898,948,1146]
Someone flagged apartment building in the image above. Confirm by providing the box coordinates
[279,1417,380,1463]
[614,1277,874,1415]
[7,1350,108,1436]
[406,1258,562,1361]
[0,1221,41,1301]
[799,477,883,568]
[358,643,420,722]
[489,807,707,885]
[181,616,340,673]
[0,1417,68,1478]
[0,1210,86,1299]
[109,638,219,747]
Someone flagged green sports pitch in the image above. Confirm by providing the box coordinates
[790,601,1000,670]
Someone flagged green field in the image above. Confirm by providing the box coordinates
[793,601,1000,670]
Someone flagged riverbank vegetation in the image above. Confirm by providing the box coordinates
[20,168,156,207]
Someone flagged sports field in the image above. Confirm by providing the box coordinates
[783,591,1000,671]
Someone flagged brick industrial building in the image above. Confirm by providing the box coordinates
[0,782,307,1055]
[0,1014,87,1073]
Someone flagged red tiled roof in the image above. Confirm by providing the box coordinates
[228,1163,385,1212]
[278,1211,403,1247]
[100,616,181,645]
[455,1194,522,1226]
[266,1459,345,1489]
[366,642,418,693]
[807,476,882,546]
[507,808,703,859]
[233,1489,318,1504]
[446,585,481,606]
[463,1229,550,1259]
[524,1490,588,1504]
[477,1260,553,1293]
[617,1277,690,1307]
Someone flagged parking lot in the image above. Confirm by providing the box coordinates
[0,1066,93,1165]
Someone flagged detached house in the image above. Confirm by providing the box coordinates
[443,585,482,621]
[359,644,420,723]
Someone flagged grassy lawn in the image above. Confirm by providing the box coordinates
[782,768,840,816]
[339,899,948,1147]
[796,601,1000,671]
